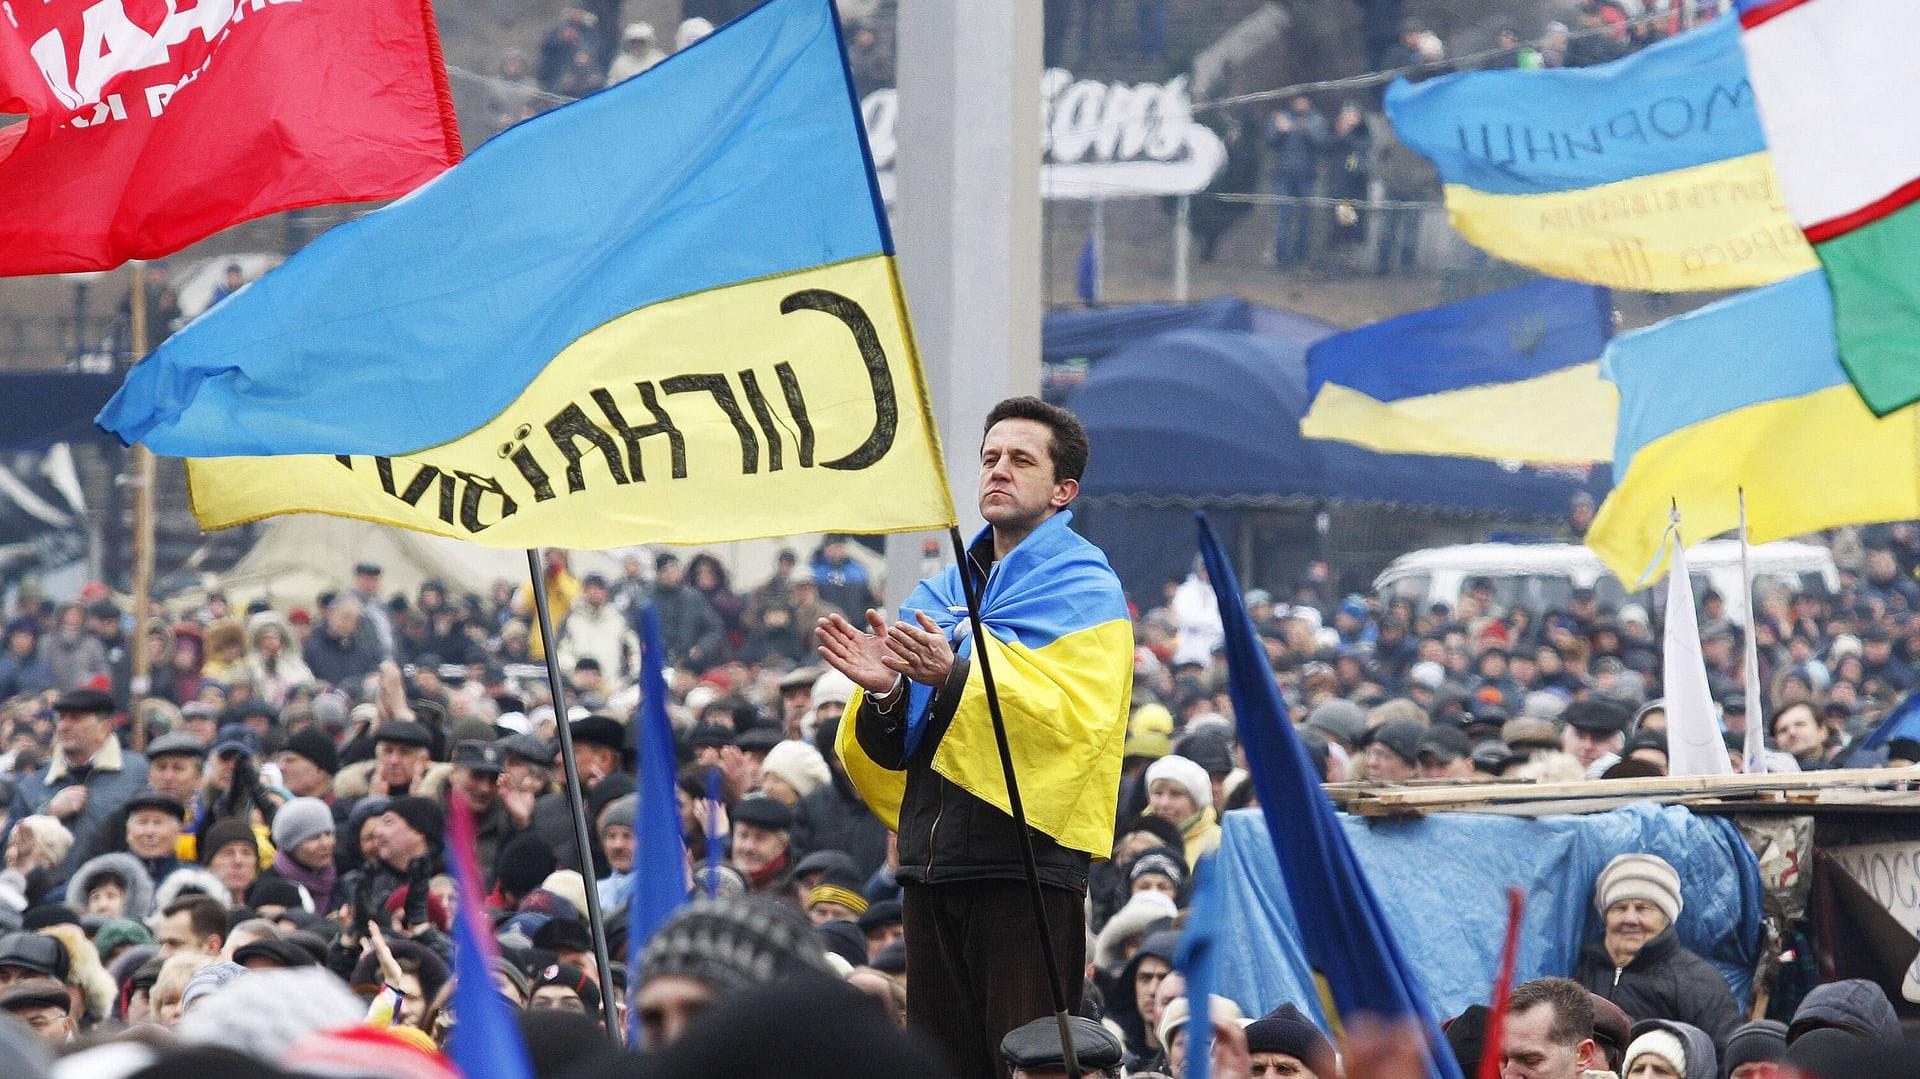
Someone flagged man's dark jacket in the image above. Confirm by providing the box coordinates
[852,655,1089,894]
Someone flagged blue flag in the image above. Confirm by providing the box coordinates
[1177,852,1226,1079]
[1077,233,1100,306]
[446,793,535,1079]
[1855,692,1920,755]
[628,605,688,961]
[1195,512,1463,1079]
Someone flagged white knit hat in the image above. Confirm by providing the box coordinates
[761,740,831,800]
[1145,755,1212,811]
[1158,993,1245,1053]
[1594,853,1683,925]
[1622,1028,1687,1077]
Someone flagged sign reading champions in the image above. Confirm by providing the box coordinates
[861,69,1227,201]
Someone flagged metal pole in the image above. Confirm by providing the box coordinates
[1090,197,1105,305]
[523,549,622,1040]
[1173,193,1191,302]
[945,526,1080,1079]
[127,264,154,754]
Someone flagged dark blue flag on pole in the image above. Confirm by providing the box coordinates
[1195,512,1464,1079]
[1853,691,1920,755]
[1178,851,1226,1079]
[629,605,688,961]
[447,793,536,1079]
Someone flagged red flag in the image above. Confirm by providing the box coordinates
[1476,887,1527,1079]
[0,0,461,275]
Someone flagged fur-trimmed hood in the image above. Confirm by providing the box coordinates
[65,853,155,921]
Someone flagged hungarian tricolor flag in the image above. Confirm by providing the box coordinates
[0,0,461,275]
[1739,0,1920,415]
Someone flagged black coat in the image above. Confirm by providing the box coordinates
[792,769,892,885]
[1574,927,1743,1047]
[851,656,1089,894]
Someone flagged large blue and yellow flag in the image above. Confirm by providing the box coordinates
[1196,513,1462,1079]
[1386,18,1816,292]
[1299,277,1615,463]
[836,511,1132,857]
[95,0,954,548]
[1586,270,1920,582]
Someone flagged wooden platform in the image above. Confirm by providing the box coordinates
[1323,767,1920,818]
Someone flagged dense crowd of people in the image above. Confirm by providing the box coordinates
[0,482,1912,1077]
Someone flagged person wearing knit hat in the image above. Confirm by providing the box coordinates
[1158,993,1246,1078]
[1622,1019,1717,1079]
[1144,754,1219,868]
[1122,845,1189,907]
[381,796,444,853]
[531,961,603,1025]
[262,798,338,914]
[1244,1002,1335,1078]
[595,793,637,910]
[1574,854,1741,1047]
[1720,1019,1786,1079]
[805,868,869,925]
[635,896,831,1050]
[856,898,903,952]
[197,817,260,901]
[757,740,831,806]
[277,728,339,798]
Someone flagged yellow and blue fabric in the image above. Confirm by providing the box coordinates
[1586,270,1920,583]
[1299,277,1616,463]
[1385,18,1815,292]
[836,511,1133,858]
[94,0,954,548]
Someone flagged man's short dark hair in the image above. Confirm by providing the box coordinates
[1507,977,1594,1046]
[164,895,228,944]
[982,396,1090,484]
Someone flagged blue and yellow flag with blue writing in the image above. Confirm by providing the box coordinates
[1300,277,1616,463]
[1587,270,1920,582]
[95,0,955,548]
[1387,18,1815,292]
[836,511,1132,857]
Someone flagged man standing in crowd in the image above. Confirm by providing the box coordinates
[9,688,148,872]
[821,397,1133,1078]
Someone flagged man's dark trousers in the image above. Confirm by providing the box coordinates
[903,878,1086,1079]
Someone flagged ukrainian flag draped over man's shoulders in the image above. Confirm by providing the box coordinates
[837,511,1133,858]
[96,0,954,549]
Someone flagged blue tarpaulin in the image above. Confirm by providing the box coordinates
[1213,802,1764,1027]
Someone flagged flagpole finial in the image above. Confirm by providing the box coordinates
[1669,498,1680,525]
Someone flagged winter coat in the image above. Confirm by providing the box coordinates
[1574,927,1743,1047]
[65,852,155,919]
[302,628,383,688]
[791,768,892,885]
[1787,977,1903,1042]
[1625,1019,1717,1079]
[850,658,1090,893]
[554,600,637,682]
[649,583,726,672]
[38,630,108,692]
[8,738,149,876]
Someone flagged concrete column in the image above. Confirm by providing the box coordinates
[882,1,1044,609]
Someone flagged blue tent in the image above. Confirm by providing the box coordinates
[0,374,121,450]
[1063,327,1608,597]
[1044,297,1338,366]
[1069,328,1606,513]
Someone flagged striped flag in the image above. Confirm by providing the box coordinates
[1738,0,1920,414]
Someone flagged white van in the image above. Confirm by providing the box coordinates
[1372,541,1841,623]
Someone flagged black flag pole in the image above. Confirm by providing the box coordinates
[524,548,624,1040]
[945,525,1081,1079]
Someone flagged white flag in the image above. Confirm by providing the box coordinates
[1665,531,1732,776]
